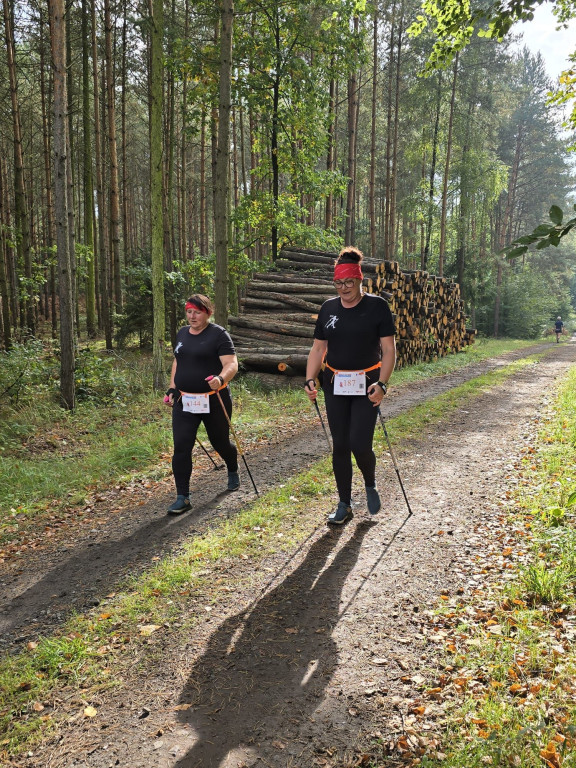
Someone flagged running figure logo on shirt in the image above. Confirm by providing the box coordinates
[325,315,339,330]
[174,341,183,355]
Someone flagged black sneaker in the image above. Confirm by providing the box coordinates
[327,502,353,526]
[167,495,191,515]
[227,471,240,491]
[365,485,381,515]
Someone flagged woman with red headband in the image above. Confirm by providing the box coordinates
[305,247,396,525]
[164,294,239,514]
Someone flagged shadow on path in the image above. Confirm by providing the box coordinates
[0,488,232,644]
[175,520,372,768]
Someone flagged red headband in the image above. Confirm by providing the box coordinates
[334,262,363,281]
[185,301,210,314]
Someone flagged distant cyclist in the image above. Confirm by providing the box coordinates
[555,316,564,343]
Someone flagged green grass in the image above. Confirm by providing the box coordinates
[391,336,538,387]
[0,348,543,760]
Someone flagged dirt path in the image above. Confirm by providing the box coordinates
[3,341,576,768]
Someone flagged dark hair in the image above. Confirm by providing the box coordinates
[186,294,214,315]
[335,246,363,265]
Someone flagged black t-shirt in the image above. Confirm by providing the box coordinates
[555,320,564,331]
[173,323,235,393]
[314,294,395,371]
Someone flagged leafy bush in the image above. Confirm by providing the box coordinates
[115,257,154,348]
[0,341,58,402]
[74,348,131,405]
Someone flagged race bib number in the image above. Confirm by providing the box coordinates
[333,371,366,396]
[182,393,210,413]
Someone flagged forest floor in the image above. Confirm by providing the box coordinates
[1,339,575,768]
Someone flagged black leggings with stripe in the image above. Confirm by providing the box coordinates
[171,387,238,496]
[322,379,378,504]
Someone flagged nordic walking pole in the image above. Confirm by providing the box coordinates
[306,379,331,451]
[377,406,413,517]
[196,438,225,470]
[210,383,259,495]
[313,400,332,451]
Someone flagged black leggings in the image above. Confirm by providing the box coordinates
[323,380,378,504]
[171,388,238,496]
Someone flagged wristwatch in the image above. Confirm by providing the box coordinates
[375,381,387,394]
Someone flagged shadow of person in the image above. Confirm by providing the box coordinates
[175,520,372,768]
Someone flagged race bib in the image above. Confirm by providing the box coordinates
[182,392,210,413]
[333,371,366,396]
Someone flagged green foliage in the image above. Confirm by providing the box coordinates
[0,341,58,404]
[233,191,344,253]
[408,0,565,72]
[116,254,217,348]
[74,349,131,405]
[115,257,154,348]
[502,204,576,258]
[472,262,571,339]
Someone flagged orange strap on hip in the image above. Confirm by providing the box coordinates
[177,383,227,400]
[323,361,380,383]
[324,361,380,375]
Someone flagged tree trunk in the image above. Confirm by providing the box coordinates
[3,0,33,332]
[104,0,122,311]
[121,0,129,270]
[369,8,378,259]
[389,1,404,261]
[65,9,78,339]
[82,0,96,336]
[325,69,336,231]
[213,0,233,324]
[48,0,75,409]
[438,54,458,278]
[150,0,165,389]
[456,97,475,298]
[39,6,56,336]
[270,14,280,261]
[0,159,12,349]
[200,110,207,255]
[383,0,396,260]
[92,0,112,347]
[344,16,359,246]
[423,72,442,271]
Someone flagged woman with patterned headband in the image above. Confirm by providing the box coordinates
[305,247,396,525]
[164,294,240,515]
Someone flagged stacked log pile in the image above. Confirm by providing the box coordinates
[372,261,476,367]
[229,248,476,375]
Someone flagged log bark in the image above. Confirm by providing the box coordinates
[238,352,307,373]
[244,289,323,312]
[229,315,314,338]
[252,272,333,286]
[247,281,334,295]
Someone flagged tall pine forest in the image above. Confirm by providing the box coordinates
[1,0,575,401]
